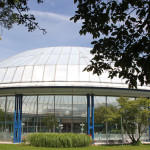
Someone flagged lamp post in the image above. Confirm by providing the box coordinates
[80,123,85,133]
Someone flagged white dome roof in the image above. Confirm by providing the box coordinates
[0,46,149,90]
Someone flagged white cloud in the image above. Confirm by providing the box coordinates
[0,9,91,61]
[29,10,71,22]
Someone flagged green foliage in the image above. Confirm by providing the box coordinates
[0,109,5,121]
[94,97,150,144]
[72,0,150,88]
[27,133,92,148]
[132,139,142,146]
[0,0,46,36]
[0,109,12,121]
[42,114,58,132]
[117,97,150,143]
[94,104,121,134]
[95,104,120,124]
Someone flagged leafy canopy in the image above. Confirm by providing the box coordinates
[94,104,120,124]
[0,109,12,121]
[42,114,58,132]
[0,0,46,37]
[94,97,150,144]
[71,0,150,88]
[117,97,150,143]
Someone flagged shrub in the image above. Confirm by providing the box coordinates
[27,133,92,148]
[132,140,142,146]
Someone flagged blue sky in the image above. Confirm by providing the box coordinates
[0,0,93,61]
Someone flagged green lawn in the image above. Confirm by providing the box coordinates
[0,144,150,150]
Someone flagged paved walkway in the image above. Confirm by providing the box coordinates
[0,141,18,144]
[94,141,150,145]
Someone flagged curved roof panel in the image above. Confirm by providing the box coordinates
[0,46,149,90]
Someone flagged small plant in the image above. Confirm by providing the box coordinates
[132,140,142,146]
[27,133,92,148]
[22,134,28,143]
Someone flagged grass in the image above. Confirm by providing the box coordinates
[0,144,150,150]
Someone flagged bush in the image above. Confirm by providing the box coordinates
[131,140,142,146]
[27,133,92,148]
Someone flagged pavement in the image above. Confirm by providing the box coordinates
[0,141,18,144]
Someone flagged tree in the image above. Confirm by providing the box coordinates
[94,104,120,134]
[42,114,58,132]
[0,109,12,122]
[71,0,150,88]
[95,104,120,124]
[117,97,150,145]
[0,0,46,38]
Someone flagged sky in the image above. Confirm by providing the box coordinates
[0,0,93,61]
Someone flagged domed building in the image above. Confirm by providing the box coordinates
[0,47,149,143]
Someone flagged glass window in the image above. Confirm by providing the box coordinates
[73,96,87,133]
[67,65,78,81]
[61,47,71,55]
[79,65,89,81]
[94,96,106,141]
[57,55,69,65]
[79,47,91,55]
[51,47,62,55]
[35,55,50,65]
[22,66,33,82]
[12,67,24,82]
[0,68,7,83]
[80,57,88,65]
[99,71,112,83]
[38,95,55,133]
[0,97,6,112]
[55,65,67,81]
[71,47,79,55]
[43,65,55,81]
[38,95,54,115]
[45,55,59,65]
[89,71,100,82]
[107,97,121,140]
[15,56,32,66]
[22,96,37,114]
[2,68,16,83]
[68,55,79,65]
[5,96,14,140]
[26,56,41,66]
[42,47,54,55]
[32,66,44,81]
[55,95,72,133]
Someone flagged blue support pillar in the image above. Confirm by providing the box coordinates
[91,94,94,140]
[87,94,94,140]
[13,96,17,143]
[13,94,23,143]
[87,94,90,135]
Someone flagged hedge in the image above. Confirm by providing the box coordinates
[27,133,92,148]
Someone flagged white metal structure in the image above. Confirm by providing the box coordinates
[0,47,149,97]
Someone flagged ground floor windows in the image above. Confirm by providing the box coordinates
[0,95,149,143]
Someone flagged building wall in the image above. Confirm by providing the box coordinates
[0,95,149,142]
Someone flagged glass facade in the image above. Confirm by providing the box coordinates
[0,95,149,143]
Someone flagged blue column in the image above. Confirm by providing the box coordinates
[18,95,22,142]
[87,94,90,135]
[91,94,94,140]
[87,94,95,140]
[13,94,23,143]
[13,96,17,143]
